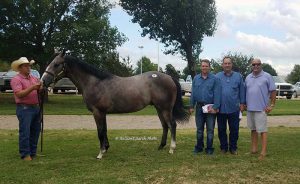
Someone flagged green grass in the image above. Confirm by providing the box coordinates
[0,93,188,115]
[0,128,299,183]
[1,93,300,115]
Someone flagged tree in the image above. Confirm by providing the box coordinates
[218,52,277,78]
[165,64,180,80]
[286,65,300,84]
[210,59,222,74]
[0,60,10,71]
[262,63,277,76]
[215,52,254,79]
[134,56,157,75]
[101,53,134,77]
[120,0,217,78]
[0,0,126,74]
[181,58,221,79]
[182,59,200,79]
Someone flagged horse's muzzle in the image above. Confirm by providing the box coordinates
[41,73,54,88]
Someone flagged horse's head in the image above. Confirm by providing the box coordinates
[41,51,66,87]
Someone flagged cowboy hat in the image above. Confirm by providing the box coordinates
[11,57,35,71]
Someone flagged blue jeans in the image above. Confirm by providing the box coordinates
[195,106,216,153]
[217,111,240,152]
[16,105,41,158]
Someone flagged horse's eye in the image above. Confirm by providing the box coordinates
[54,64,59,67]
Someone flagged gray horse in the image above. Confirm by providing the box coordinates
[41,52,190,159]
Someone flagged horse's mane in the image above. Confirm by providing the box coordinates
[64,55,113,80]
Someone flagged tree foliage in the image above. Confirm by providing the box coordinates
[134,56,158,75]
[214,52,254,79]
[0,60,10,71]
[262,63,277,76]
[181,58,222,79]
[220,53,277,78]
[182,59,200,79]
[0,0,126,74]
[182,52,255,79]
[286,64,300,84]
[101,53,134,77]
[210,59,222,74]
[120,0,217,78]
[165,64,180,80]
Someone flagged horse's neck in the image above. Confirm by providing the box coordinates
[65,66,90,90]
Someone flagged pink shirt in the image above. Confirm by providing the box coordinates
[10,73,40,105]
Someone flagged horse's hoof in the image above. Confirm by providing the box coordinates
[97,153,103,159]
[96,155,102,159]
[158,146,164,150]
[158,143,166,150]
[169,149,174,154]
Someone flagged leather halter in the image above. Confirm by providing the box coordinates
[44,63,66,83]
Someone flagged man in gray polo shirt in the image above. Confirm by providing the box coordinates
[245,58,276,160]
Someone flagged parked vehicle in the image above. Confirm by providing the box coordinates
[0,72,6,92]
[0,70,40,92]
[179,75,192,96]
[272,76,293,99]
[52,77,77,93]
[292,82,300,98]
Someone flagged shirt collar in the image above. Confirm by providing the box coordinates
[223,71,233,77]
[251,70,264,78]
[18,73,31,79]
[200,72,212,79]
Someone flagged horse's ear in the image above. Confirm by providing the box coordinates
[60,49,66,57]
[54,48,59,54]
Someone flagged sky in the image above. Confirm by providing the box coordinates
[109,0,300,76]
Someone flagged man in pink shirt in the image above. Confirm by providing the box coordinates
[10,57,42,161]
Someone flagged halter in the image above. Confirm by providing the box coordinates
[44,63,66,84]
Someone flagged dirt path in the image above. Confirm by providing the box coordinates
[1,115,300,130]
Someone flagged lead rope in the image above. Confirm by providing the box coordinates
[38,87,45,152]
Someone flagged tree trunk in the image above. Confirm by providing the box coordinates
[186,46,196,79]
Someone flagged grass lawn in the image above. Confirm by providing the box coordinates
[1,93,300,115]
[0,128,299,183]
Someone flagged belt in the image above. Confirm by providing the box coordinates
[17,104,39,107]
[196,102,207,107]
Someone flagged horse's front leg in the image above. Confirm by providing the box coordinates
[92,110,107,159]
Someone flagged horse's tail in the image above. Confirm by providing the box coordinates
[172,77,190,124]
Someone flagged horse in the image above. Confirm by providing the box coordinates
[41,52,190,159]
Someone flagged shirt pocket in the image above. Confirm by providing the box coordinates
[231,82,239,90]
[193,83,202,94]
[206,83,214,92]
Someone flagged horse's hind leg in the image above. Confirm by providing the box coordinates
[157,110,169,150]
[169,118,177,154]
[92,110,107,159]
[157,109,176,154]
[103,117,110,151]
[163,112,176,154]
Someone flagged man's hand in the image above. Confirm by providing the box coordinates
[15,81,42,98]
[265,106,273,114]
[39,81,44,91]
[208,108,218,114]
[240,104,246,112]
[31,82,41,90]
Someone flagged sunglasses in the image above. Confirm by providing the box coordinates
[252,63,261,66]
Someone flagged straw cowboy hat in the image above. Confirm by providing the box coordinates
[11,57,35,71]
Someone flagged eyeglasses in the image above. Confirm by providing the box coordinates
[252,63,261,66]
